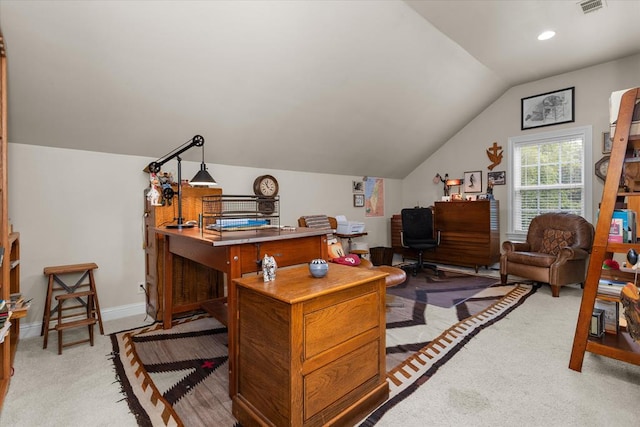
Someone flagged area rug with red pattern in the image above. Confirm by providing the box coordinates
[110,270,535,426]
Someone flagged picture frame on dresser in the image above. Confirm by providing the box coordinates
[463,171,482,193]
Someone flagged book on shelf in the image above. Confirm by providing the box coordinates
[602,209,637,243]
[597,278,627,297]
[595,299,619,334]
[9,299,30,313]
[590,308,605,338]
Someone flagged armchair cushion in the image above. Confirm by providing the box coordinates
[540,228,575,256]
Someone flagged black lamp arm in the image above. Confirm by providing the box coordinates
[148,135,204,174]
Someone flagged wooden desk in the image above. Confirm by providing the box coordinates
[154,226,329,396]
[232,263,389,426]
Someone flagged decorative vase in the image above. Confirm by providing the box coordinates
[308,259,328,278]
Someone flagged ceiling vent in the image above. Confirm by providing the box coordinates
[578,0,605,14]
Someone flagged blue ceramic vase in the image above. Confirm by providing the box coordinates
[309,259,329,278]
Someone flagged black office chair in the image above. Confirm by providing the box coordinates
[401,207,440,276]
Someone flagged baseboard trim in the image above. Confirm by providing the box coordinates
[19,302,147,339]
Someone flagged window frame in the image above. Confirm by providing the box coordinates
[506,125,593,241]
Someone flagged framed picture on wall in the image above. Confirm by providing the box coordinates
[463,171,482,193]
[521,87,575,130]
[352,180,364,193]
[487,170,506,185]
[353,193,365,207]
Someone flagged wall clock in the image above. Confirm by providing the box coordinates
[595,156,610,181]
[253,175,279,197]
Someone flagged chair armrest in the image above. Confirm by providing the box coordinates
[502,241,530,252]
[555,246,589,263]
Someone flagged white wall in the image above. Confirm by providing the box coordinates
[11,53,638,333]
[403,53,640,242]
[8,143,402,332]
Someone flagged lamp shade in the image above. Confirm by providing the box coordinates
[191,163,217,186]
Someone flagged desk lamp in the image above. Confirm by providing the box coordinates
[445,178,463,195]
[148,135,217,229]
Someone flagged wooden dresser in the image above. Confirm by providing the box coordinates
[391,200,500,271]
[143,186,223,320]
[232,263,389,426]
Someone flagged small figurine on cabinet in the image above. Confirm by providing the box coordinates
[486,181,495,199]
[434,173,450,196]
[624,162,640,192]
[157,172,175,205]
[263,254,277,282]
[147,173,161,206]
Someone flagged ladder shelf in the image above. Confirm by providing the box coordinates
[569,87,640,372]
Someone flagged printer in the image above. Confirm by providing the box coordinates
[335,215,365,235]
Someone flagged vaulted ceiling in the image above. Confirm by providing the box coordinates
[1,1,639,178]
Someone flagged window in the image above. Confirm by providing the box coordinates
[506,126,592,239]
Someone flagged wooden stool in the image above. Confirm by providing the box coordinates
[42,263,104,352]
[54,291,97,355]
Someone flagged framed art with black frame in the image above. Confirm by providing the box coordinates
[463,171,482,193]
[487,170,505,185]
[521,87,574,130]
[353,193,364,207]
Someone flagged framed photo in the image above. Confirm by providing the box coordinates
[463,171,482,193]
[352,180,364,193]
[487,170,506,185]
[353,193,364,207]
[521,87,574,130]
[603,131,613,154]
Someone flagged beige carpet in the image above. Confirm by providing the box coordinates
[3,280,640,426]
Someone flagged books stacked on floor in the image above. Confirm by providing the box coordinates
[598,278,627,297]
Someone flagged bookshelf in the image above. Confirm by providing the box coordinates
[569,87,640,371]
[0,28,23,410]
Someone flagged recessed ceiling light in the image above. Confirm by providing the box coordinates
[538,30,556,41]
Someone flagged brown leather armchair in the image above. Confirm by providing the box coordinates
[500,212,594,297]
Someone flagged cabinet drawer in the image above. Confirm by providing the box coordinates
[304,340,379,421]
[304,291,379,358]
